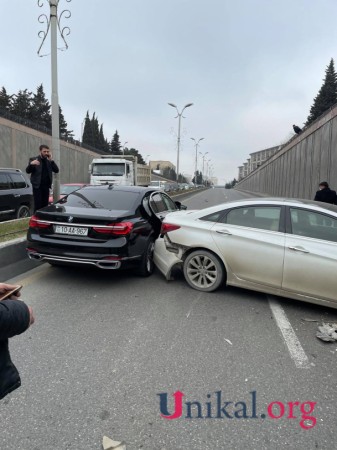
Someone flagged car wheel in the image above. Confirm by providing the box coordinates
[16,205,31,219]
[183,249,225,292]
[137,239,155,277]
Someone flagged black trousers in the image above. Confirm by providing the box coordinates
[33,185,50,212]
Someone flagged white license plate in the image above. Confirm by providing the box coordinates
[54,225,88,236]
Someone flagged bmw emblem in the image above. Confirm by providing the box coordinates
[68,216,74,223]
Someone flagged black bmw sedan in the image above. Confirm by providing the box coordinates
[26,185,186,276]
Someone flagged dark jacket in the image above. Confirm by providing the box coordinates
[314,187,337,204]
[0,299,30,400]
[26,155,59,189]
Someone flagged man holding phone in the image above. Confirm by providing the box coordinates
[0,283,35,400]
[26,144,59,211]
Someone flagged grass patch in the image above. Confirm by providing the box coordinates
[0,218,30,243]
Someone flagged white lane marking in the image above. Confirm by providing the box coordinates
[268,296,311,369]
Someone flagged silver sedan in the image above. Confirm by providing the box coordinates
[154,198,337,309]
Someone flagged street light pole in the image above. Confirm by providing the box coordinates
[37,0,71,202]
[191,137,204,186]
[199,151,209,184]
[168,102,193,183]
[122,141,128,156]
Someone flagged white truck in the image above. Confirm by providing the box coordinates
[89,155,151,186]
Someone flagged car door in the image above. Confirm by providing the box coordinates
[211,205,285,288]
[149,192,178,221]
[8,172,30,211]
[282,207,337,302]
[0,173,15,216]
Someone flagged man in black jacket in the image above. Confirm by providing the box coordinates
[314,181,337,204]
[26,144,59,211]
[0,283,34,400]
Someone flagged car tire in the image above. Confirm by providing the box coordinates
[183,249,225,292]
[137,238,155,277]
[16,205,31,219]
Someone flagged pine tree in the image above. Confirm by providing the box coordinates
[306,58,337,125]
[11,89,33,119]
[82,111,93,146]
[0,87,12,111]
[91,113,100,148]
[110,130,122,154]
[30,84,51,129]
[59,105,74,140]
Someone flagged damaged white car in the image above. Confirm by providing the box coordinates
[153,198,337,309]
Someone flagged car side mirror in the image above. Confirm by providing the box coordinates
[175,201,187,210]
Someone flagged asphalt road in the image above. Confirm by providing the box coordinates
[1,188,336,450]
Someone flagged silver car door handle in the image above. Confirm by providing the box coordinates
[14,194,21,197]
[216,229,232,235]
[288,246,309,254]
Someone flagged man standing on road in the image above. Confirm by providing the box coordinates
[0,283,35,400]
[26,144,59,211]
[314,181,337,204]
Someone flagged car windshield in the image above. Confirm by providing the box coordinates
[60,188,140,210]
[92,163,125,176]
[60,185,83,195]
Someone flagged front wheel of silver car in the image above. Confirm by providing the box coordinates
[183,250,225,292]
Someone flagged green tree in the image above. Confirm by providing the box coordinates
[91,113,100,148]
[110,130,122,154]
[82,111,93,146]
[0,87,12,111]
[306,58,337,125]
[59,105,74,141]
[123,147,146,164]
[30,84,51,128]
[11,89,32,119]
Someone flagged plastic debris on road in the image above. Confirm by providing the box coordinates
[102,436,126,450]
[316,323,337,342]
[224,338,232,345]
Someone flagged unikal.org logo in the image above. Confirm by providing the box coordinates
[67,216,74,223]
[157,390,317,429]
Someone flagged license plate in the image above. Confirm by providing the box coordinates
[54,225,88,236]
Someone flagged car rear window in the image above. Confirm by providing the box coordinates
[60,188,140,210]
[9,173,27,189]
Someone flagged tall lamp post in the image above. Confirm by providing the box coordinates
[199,151,209,185]
[122,141,128,156]
[168,102,193,182]
[37,0,71,202]
[191,137,204,186]
[205,158,211,185]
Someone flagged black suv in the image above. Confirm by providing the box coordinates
[0,168,33,220]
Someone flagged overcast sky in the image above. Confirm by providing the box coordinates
[2,0,337,183]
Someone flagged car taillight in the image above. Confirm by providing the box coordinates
[93,222,134,236]
[160,223,181,234]
[29,215,51,229]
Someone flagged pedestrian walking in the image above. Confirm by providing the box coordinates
[26,144,59,211]
[314,181,337,204]
[0,283,34,400]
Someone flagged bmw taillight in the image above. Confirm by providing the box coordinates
[160,223,181,234]
[93,222,134,236]
[29,215,51,229]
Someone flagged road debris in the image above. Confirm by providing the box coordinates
[224,338,232,346]
[316,323,337,342]
[302,318,318,322]
[102,436,126,450]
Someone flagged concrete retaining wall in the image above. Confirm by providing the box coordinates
[0,117,98,183]
[235,105,337,199]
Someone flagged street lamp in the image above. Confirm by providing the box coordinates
[168,102,193,182]
[199,151,209,184]
[37,0,71,202]
[122,141,128,156]
[191,137,204,186]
